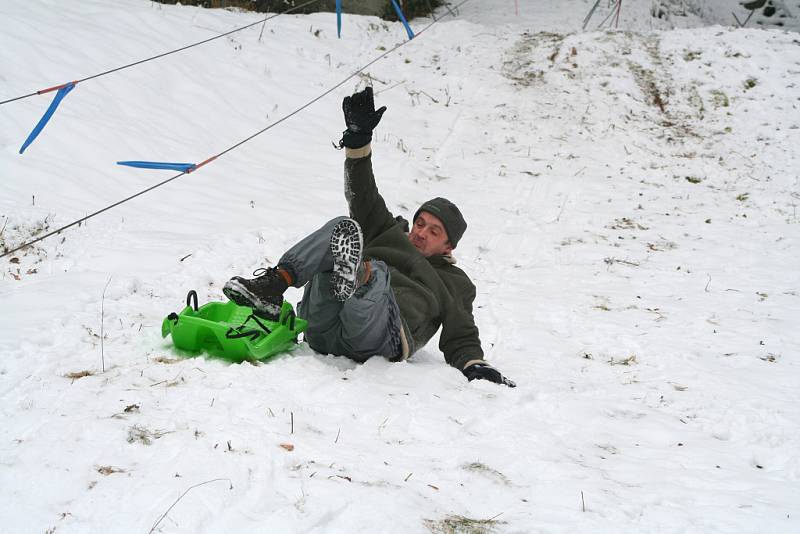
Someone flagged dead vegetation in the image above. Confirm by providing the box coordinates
[96,465,126,476]
[2,215,54,281]
[152,355,181,364]
[461,462,510,485]
[65,370,95,380]
[628,60,667,113]
[424,514,506,534]
[609,355,638,366]
[1,215,52,258]
[127,425,170,445]
[608,217,649,230]
[1,215,45,252]
[501,31,565,86]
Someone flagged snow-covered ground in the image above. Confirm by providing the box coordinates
[1,1,799,532]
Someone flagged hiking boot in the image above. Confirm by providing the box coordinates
[223,267,288,320]
[329,218,364,301]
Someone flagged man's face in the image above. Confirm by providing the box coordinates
[408,211,453,257]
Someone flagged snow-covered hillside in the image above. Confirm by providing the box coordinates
[1,1,799,532]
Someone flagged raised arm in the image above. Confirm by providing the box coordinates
[344,147,397,242]
[339,87,395,241]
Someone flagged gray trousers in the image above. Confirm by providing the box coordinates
[278,217,402,362]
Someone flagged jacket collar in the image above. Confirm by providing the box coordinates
[428,253,457,266]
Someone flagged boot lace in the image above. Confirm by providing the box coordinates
[247,267,285,297]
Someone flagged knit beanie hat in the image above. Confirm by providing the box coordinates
[413,197,467,248]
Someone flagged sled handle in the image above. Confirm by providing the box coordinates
[281,308,296,330]
[246,314,273,335]
[225,327,261,341]
[186,290,199,311]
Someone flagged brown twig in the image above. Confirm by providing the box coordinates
[546,195,570,224]
[149,478,232,533]
[487,512,505,521]
[358,72,390,86]
[604,257,640,267]
[418,90,440,103]
[101,276,113,372]
[374,79,407,96]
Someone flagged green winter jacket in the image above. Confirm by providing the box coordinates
[344,144,485,371]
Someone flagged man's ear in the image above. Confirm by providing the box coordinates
[444,241,454,255]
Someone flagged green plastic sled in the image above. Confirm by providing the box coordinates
[161,290,307,363]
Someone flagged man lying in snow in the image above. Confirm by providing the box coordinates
[223,87,515,387]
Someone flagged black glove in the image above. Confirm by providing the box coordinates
[339,86,387,149]
[462,362,516,388]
